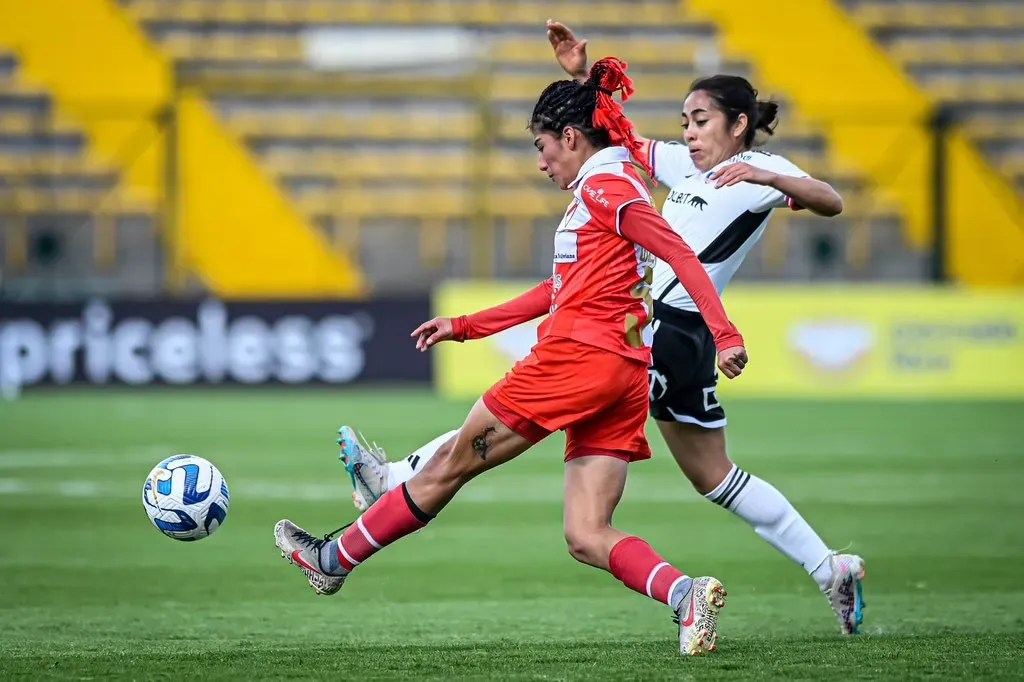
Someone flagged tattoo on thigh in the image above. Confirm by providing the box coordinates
[471,427,497,460]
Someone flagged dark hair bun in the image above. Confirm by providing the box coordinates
[754,100,779,136]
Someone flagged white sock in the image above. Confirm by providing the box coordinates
[386,429,460,489]
[705,464,834,590]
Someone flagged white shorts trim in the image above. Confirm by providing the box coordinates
[666,408,727,429]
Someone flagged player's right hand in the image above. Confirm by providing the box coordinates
[717,346,749,379]
[411,317,454,352]
[546,20,588,79]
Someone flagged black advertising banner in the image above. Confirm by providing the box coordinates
[0,297,432,386]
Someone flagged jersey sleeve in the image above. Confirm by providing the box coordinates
[451,278,552,342]
[746,153,810,211]
[634,140,697,188]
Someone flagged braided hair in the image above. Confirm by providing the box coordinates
[529,57,652,178]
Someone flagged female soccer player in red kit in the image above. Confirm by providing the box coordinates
[274,58,748,656]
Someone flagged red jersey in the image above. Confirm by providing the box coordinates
[452,147,743,362]
[538,147,660,364]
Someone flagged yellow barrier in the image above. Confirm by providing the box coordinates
[434,282,1024,399]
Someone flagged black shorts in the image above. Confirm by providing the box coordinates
[648,301,726,428]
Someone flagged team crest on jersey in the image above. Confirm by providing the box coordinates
[556,197,591,234]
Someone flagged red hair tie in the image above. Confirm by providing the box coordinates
[588,57,652,179]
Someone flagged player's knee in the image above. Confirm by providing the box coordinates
[564,526,602,565]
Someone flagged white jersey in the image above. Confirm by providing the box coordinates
[648,142,808,312]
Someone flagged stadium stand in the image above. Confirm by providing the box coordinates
[114,0,915,288]
[844,0,1024,197]
[14,1,988,294]
[0,49,160,297]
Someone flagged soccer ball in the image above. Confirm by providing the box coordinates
[142,455,230,541]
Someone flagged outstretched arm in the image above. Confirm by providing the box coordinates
[710,163,844,217]
[452,279,553,340]
[411,279,553,350]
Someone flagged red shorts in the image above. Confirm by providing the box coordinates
[483,337,652,462]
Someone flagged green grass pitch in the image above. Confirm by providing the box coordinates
[0,389,1022,680]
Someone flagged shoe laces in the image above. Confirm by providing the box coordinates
[291,527,325,551]
[357,430,389,463]
[322,521,354,542]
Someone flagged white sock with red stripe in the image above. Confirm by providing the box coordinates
[608,536,693,611]
[319,483,433,576]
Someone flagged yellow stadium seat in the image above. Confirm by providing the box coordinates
[112,0,921,282]
[852,1,1024,204]
[888,41,1024,67]
[962,118,1024,141]
[224,110,477,141]
[156,33,305,63]
[0,155,116,176]
[0,187,155,215]
[922,77,1024,104]
[494,38,715,68]
[0,111,83,136]
[853,3,1024,30]
[126,1,704,28]
[490,72,703,102]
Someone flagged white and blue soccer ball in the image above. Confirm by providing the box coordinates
[142,455,230,541]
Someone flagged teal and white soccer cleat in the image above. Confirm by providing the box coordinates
[823,553,867,635]
[337,426,390,512]
[674,576,727,656]
[274,519,346,596]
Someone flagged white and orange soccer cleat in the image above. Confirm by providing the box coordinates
[674,576,727,656]
[274,519,347,596]
[823,553,866,635]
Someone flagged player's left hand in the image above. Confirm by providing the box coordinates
[411,317,454,351]
[717,346,748,379]
[709,163,777,189]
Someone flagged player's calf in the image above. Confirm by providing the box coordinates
[607,536,727,656]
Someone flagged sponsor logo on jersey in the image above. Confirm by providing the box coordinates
[667,190,708,210]
[582,183,610,208]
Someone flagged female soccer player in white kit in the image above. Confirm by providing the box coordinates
[336,20,866,637]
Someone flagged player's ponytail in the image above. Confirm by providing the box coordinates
[586,57,651,177]
[753,100,779,140]
[529,56,652,178]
